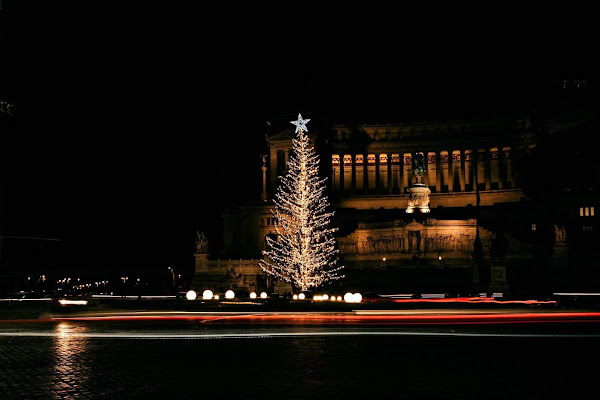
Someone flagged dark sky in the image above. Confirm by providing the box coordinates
[1,2,596,272]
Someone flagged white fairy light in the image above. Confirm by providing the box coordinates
[260,113,344,291]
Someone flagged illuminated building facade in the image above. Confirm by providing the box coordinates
[198,100,598,296]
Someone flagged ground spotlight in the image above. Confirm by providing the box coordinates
[225,290,235,299]
[250,292,257,299]
[298,293,306,300]
[202,290,213,300]
[260,292,268,299]
[186,290,197,301]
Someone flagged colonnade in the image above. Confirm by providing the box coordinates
[330,148,516,194]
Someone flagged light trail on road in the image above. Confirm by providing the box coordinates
[42,311,600,325]
[2,330,600,339]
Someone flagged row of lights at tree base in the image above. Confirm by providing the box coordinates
[185,290,362,303]
[185,289,267,301]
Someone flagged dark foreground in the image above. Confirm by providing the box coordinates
[2,308,600,399]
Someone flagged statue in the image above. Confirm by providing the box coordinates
[406,151,431,213]
[554,224,567,245]
[195,231,208,254]
[412,152,426,184]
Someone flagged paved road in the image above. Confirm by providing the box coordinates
[2,308,600,399]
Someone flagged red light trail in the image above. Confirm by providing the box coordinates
[43,311,600,325]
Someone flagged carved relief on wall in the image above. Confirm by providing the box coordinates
[427,154,436,164]
[358,235,406,254]
[407,193,430,210]
[424,233,474,252]
[490,150,499,160]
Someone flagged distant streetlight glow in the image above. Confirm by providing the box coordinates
[59,299,88,306]
[186,290,197,300]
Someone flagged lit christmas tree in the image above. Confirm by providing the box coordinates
[260,113,343,292]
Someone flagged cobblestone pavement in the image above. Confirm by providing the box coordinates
[2,321,600,399]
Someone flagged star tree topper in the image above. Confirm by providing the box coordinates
[291,113,310,133]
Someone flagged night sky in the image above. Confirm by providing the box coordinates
[1,3,595,273]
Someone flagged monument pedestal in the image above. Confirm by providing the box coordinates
[406,183,431,214]
[190,253,208,291]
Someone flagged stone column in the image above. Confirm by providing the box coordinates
[435,151,442,193]
[402,153,412,193]
[503,147,515,189]
[447,150,454,192]
[379,154,389,193]
[387,154,392,194]
[392,153,400,194]
[367,153,376,192]
[261,156,268,202]
[269,147,278,195]
[343,154,352,192]
[459,149,466,192]
[497,147,505,190]
[464,150,474,190]
[332,154,341,191]
[426,152,435,190]
[355,154,364,192]
[351,153,357,193]
[484,148,492,191]
[490,147,500,189]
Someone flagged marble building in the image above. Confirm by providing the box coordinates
[195,109,597,296]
